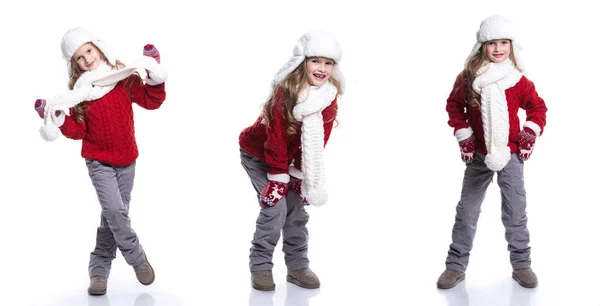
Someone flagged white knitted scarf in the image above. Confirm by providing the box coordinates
[293,81,338,206]
[473,59,522,171]
[40,56,167,141]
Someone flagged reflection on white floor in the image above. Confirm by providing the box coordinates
[438,279,536,306]
[248,283,320,306]
[86,293,157,306]
[29,280,184,306]
[20,267,571,306]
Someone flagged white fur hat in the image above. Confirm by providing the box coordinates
[61,27,116,77]
[273,30,345,93]
[465,15,525,70]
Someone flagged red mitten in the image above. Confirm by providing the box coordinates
[517,127,537,161]
[143,44,160,63]
[459,135,475,164]
[34,99,46,118]
[34,99,60,118]
[288,177,309,205]
[259,180,288,207]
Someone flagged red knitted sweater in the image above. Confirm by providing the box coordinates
[446,71,547,153]
[59,75,166,167]
[239,89,338,175]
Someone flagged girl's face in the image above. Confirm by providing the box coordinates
[305,57,334,87]
[485,39,511,63]
[73,42,101,71]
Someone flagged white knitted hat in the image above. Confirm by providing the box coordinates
[61,27,117,77]
[465,15,525,70]
[273,30,345,93]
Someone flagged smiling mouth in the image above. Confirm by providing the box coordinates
[313,73,326,80]
[493,54,504,58]
[86,61,95,67]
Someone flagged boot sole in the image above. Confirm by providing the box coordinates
[286,275,320,289]
[87,288,106,295]
[436,273,465,289]
[252,282,275,291]
[512,273,538,288]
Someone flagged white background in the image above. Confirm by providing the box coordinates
[1,0,599,305]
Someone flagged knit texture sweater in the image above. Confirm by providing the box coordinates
[446,71,547,154]
[59,75,166,167]
[239,89,337,175]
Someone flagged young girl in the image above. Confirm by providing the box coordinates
[239,30,344,291]
[35,27,167,295]
[437,15,547,289]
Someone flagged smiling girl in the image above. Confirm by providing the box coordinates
[239,30,344,291]
[437,15,547,289]
[34,27,167,295]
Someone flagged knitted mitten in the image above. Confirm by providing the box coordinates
[289,177,309,205]
[259,180,288,207]
[35,99,60,118]
[517,127,536,161]
[34,99,46,118]
[459,135,475,164]
[288,166,308,205]
[143,44,160,63]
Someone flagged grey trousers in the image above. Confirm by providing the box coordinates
[86,159,145,278]
[240,150,310,272]
[446,152,531,272]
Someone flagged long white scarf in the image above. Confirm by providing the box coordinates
[293,81,338,206]
[473,59,522,171]
[39,56,167,141]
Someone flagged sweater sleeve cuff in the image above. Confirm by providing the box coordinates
[523,121,541,137]
[146,78,165,86]
[267,173,290,183]
[455,127,473,142]
[289,166,304,179]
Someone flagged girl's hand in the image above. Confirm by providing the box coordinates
[288,176,308,205]
[34,99,46,118]
[517,128,536,161]
[34,99,61,118]
[143,44,160,63]
[459,135,475,164]
[259,180,288,207]
[288,165,308,205]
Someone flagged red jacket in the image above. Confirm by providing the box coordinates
[59,75,166,167]
[239,89,338,175]
[446,71,547,153]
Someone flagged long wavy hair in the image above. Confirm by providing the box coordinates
[463,40,522,109]
[68,43,127,122]
[261,58,342,135]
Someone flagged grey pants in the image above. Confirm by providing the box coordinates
[446,152,531,272]
[86,159,145,278]
[240,150,310,272]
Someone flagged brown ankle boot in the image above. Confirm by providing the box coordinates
[87,276,107,295]
[436,269,465,289]
[133,255,155,285]
[287,268,320,289]
[251,270,275,291]
[512,268,538,288]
